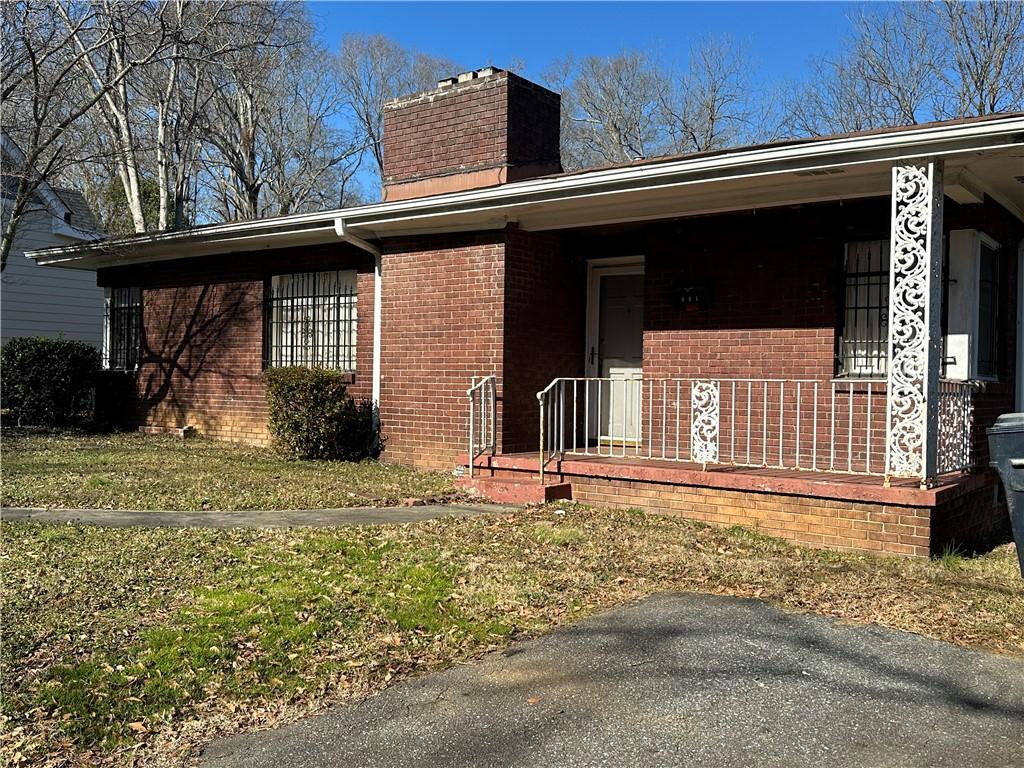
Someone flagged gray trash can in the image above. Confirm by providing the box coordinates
[987,413,1024,577]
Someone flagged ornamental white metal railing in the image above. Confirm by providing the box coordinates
[536,377,974,484]
[466,375,497,478]
[936,379,974,475]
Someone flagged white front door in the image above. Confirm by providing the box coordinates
[587,260,644,445]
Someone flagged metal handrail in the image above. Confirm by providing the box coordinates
[537,378,562,483]
[467,375,497,478]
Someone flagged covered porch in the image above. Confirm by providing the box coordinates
[459,148,1022,556]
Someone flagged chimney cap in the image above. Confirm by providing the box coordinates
[437,67,504,90]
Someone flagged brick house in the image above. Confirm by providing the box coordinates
[30,68,1024,558]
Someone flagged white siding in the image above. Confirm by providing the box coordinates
[1,208,104,347]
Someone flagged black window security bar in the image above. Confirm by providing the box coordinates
[838,240,889,377]
[265,270,357,371]
[105,286,142,370]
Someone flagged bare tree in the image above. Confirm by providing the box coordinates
[337,33,456,185]
[142,0,231,230]
[0,0,168,270]
[661,37,756,154]
[783,52,902,137]
[937,0,1024,118]
[200,5,362,221]
[53,0,178,233]
[784,1,1024,136]
[549,52,668,170]
[249,45,364,216]
[550,42,772,169]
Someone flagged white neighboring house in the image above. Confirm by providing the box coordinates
[1,136,104,347]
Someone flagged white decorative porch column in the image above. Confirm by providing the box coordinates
[885,159,944,487]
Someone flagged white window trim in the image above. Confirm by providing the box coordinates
[946,229,1001,382]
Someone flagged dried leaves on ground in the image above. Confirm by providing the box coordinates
[0,431,458,510]
[2,505,1021,767]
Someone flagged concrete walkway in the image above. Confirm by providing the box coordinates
[202,593,1024,768]
[0,503,512,528]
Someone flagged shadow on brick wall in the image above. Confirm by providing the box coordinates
[137,283,254,431]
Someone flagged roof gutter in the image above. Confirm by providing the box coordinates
[342,119,1024,233]
[26,114,1024,269]
[334,217,380,257]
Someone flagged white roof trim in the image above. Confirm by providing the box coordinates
[1,132,73,223]
[27,114,1024,269]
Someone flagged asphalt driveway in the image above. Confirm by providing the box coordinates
[201,592,1024,768]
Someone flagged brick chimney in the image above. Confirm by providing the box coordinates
[381,67,562,201]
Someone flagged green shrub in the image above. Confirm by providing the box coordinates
[1,337,100,427]
[93,369,138,431]
[264,366,380,461]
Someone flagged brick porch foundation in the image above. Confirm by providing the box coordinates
[461,454,1007,558]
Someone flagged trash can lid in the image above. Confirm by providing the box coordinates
[987,412,1024,435]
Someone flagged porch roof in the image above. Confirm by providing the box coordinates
[28,112,1024,271]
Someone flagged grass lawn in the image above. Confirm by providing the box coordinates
[2,506,1021,767]
[1,431,458,510]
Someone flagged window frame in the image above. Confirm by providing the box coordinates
[103,286,142,371]
[836,240,890,379]
[263,269,358,372]
[946,229,1002,382]
[839,232,1001,383]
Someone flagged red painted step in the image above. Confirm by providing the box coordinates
[455,475,572,505]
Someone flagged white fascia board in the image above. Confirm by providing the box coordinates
[347,135,1024,235]
[1,134,72,223]
[27,116,1024,269]
[36,225,339,269]
[50,217,103,242]
[343,116,1024,227]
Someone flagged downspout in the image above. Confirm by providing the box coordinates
[334,218,383,421]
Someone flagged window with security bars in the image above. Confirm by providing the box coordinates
[104,287,142,370]
[838,240,889,377]
[265,270,357,370]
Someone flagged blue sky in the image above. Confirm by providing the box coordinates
[310,1,859,84]
[309,1,862,194]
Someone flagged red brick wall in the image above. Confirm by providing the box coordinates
[640,205,857,382]
[98,244,375,444]
[502,227,585,453]
[930,472,1010,554]
[571,474,935,557]
[95,196,1019,479]
[378,231,506,470]
[382,71,561,187]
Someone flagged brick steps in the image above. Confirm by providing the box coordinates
[455,474,572,504]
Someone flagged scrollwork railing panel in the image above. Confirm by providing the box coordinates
[885,161,943,482]
[691,379,720,465]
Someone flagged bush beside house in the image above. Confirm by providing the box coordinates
[1,337,101,427]
[264,366,380,461]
